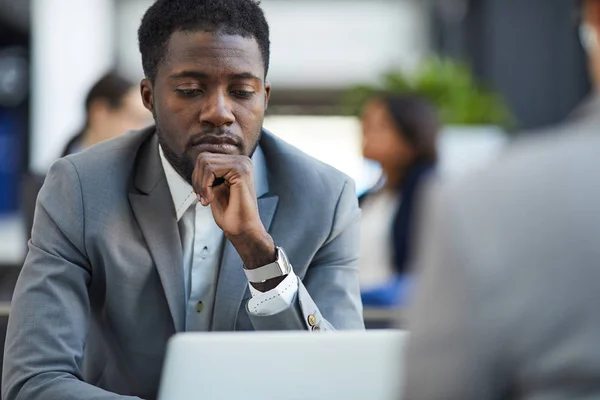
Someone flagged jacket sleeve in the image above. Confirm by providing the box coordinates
[247,178,365,331]
[2,158,141,400]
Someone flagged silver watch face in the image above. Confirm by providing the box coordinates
[277,247,291,274]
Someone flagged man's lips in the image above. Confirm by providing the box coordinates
[189,135,241,154]
[191,142,240,154]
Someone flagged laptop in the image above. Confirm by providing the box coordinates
[158,330,407,400]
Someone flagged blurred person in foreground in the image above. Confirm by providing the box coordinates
[61,72,150,156]
[22,72,150,239]
[404,0,600,399]
[3,0,364,399]
[358,94,438,308]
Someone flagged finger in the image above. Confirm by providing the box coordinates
[201,165,216,206]
[209,155,253,185]
[215,157,256,213]
[193,154,216,206]
[194,155,254,204]
[191,163,203,202]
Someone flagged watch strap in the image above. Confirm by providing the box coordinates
[243,247,291,283]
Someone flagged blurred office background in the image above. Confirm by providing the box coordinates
[0,0,592,319]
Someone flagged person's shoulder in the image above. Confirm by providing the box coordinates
[430,120,600,225]
[56,126,155,198]
[507,116,600,162]
[258,130,358,239]
[65,127,153,168]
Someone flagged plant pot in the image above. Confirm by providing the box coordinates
[437,125,509,179]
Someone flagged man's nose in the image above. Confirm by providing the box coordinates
[200,91,235,127]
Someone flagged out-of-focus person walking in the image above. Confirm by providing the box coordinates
[358,94,439,307]
[404,0,600,399]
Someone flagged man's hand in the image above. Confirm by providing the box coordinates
[192,153,278,281]
[192,153,260,236]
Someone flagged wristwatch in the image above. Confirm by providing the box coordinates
[243,247,292,283]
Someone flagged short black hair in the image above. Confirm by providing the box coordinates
[138,0,270,82]
[378,94,440,165]
[85,71,134,112]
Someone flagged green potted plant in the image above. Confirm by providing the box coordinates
[342,58,516,177]
[342,57,515,128]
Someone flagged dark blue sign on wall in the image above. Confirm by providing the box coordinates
[0,109,20,215]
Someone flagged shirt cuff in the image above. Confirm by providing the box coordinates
[247,273,299,316]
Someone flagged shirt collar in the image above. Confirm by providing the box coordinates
[159,144,269,221]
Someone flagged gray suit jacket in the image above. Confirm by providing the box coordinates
[404,97,600,400]
[2,127,364,400]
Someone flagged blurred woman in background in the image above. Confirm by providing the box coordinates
[359,94,440,307]
[61,71,150,156]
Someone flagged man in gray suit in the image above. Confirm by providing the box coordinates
[2,1,364,399]
[404,0,600,399]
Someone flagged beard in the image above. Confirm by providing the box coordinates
[157,129,196,185]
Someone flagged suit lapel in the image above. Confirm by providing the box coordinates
[212,195,279,331]
[128,133,186,332]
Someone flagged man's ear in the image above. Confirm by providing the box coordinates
[140,78,154,113]
[264,80,271,111]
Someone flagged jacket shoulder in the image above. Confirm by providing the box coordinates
[64,128,152,171]
[58,128,155,203]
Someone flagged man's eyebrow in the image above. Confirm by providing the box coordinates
[168,71,262,82]
[229,72,262,82]
[168,71,209,80]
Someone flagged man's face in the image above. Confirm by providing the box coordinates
[582,0,600,90]
[141,31,271,183]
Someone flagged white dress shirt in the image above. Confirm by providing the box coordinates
[158,145,298,331]
[358,189,400,290]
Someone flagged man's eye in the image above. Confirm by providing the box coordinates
[176,89,202,97]
[231,91,254,99]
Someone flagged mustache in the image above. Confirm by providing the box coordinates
[186,129,243,150]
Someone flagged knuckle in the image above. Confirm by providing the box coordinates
[240,158,252,175]
[198,157,212,173]
[195,155,205,168]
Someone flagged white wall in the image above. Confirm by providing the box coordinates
[31,0,431,173]
[30,0,115,173]
[263,115,382,195]
[263,0,429,88]
[116,0,430,87]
